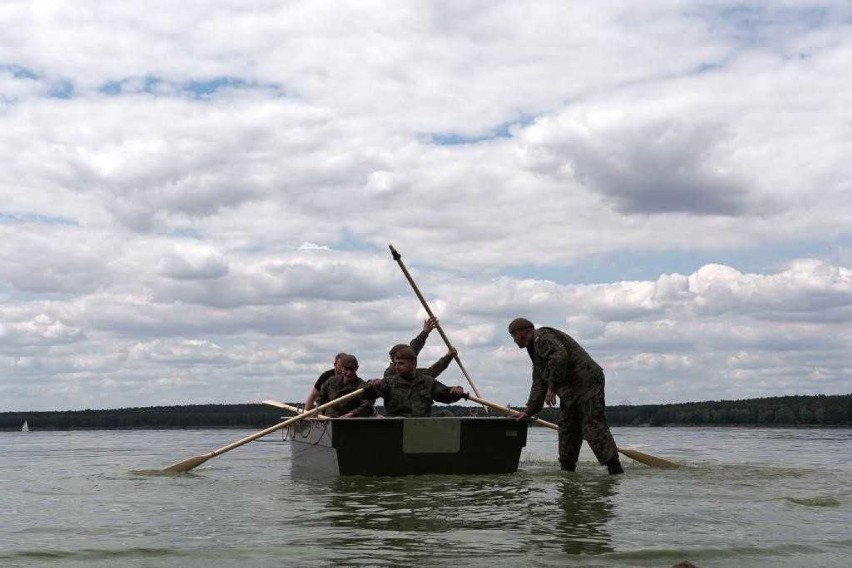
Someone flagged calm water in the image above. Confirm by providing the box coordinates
[1,426,850,567]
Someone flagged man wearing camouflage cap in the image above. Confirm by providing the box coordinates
[365,346,466,417]
[508,318,623,474]
[383,317,455,379]
[316,354,374,418]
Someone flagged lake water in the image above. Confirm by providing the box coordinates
[1,426,850,567]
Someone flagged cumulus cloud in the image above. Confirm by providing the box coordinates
[0,313,84,348]
[157,244,229,280]
[1,1,850,410]
[526,116,752,215]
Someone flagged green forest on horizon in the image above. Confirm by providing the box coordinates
[2,393,850,431]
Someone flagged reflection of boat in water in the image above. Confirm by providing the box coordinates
[21,420,29,432]
[288,417,528,476]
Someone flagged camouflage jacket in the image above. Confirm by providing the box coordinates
[382,329,452,379]
[366,370,462,417]
[316,375,374,418]
[525,327,604,415]
[313,368,335,391]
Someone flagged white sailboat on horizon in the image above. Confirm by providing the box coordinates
[22,420,29,432]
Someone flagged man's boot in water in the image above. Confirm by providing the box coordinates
[606,456,624,475]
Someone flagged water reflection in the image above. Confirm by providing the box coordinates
[284,470,619,562]
[552,475,617,555]
[286,474,536,562]
[326,474,534,530]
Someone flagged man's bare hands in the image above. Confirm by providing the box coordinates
[448,386,465,398]
[545,387,557,407]
[422,317,438,333]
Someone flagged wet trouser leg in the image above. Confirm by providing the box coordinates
[579,390,619,467]
[558,400,582,470]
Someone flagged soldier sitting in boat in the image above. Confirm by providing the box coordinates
[303,352,347,411]
[316,354,374,418]
[382,317,455,379]
[365,346,466,417]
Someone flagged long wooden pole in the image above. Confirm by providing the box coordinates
[387,244,676,469]
[388,244,481,398]
[465,393,679,469]
[262,399,329,421]
[163,389,365,473]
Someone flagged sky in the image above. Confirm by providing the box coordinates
[1,1,850,412]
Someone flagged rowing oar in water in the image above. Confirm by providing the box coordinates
[465,393,680,469]
[163,389,365,473]
[388,244,481,398]
[262,399,329,420]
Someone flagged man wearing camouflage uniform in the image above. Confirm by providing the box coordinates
[508,318,623,474]
[365,346,466,417]
[383,317,456,380]
[316,354,374,418]
[304,352,347,411]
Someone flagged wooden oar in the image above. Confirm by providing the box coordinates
[387,244,676,469]
[163,389,365,473]
[264,398,387,419]
[465,393,679,469]
[388,244,482,398]
[262,399,330,421]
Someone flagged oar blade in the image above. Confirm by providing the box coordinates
[618,447,679,469]
[163,454,210,473]
[159,389,365,474]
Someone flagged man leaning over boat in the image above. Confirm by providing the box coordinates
[364,346,466,417]
[508,317,623,475]
[315,354,375,418]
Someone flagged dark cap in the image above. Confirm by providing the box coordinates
[507,317,534,334]
[392,346,417,361]
[339,354,359,369]
[388,343,410,357]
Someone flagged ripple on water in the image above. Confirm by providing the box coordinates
[785,495,841,507]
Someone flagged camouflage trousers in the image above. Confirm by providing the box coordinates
[557,389,618,467]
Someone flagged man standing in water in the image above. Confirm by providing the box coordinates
[508,318,623,475]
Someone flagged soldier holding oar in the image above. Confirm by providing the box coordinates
[316,354,374,418]
[387,243,678,471]
[389,245,481,398]
[303,352,347,412]
[507,317,624,475]
[364,346,466,417]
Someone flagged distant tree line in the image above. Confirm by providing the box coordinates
[0,404,283,431]
[2,394,850,430]
[598,394,852,427]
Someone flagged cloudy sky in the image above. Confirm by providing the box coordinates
[1,1,850,412]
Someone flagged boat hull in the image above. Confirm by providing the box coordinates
[289,417,528,476]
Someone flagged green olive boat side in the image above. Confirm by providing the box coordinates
[288,417,529,476]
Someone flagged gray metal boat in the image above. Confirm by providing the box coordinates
[287,416,528,476]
